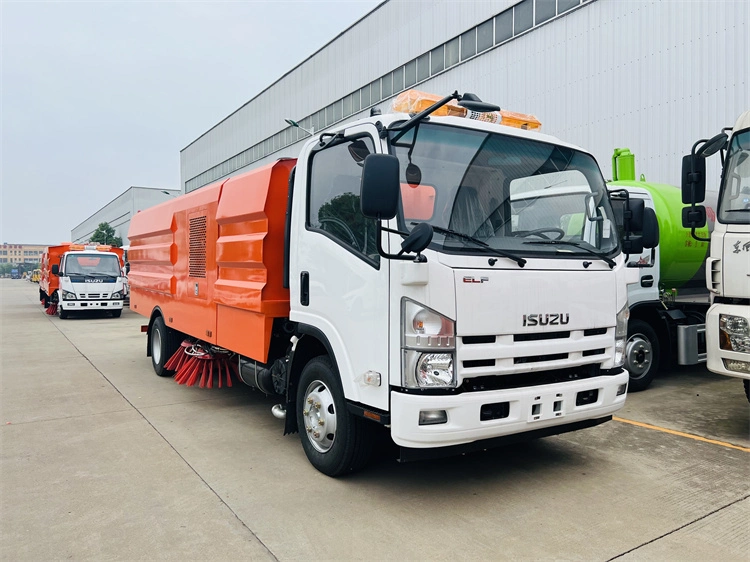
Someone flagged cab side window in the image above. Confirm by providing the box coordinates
[308,137,379,265]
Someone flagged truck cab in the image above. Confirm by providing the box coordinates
[683,111,750,400]
[287,91,639,468]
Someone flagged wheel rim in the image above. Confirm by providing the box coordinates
[302,379,338,453]
[152,327,162,365]
[625,334,652,379]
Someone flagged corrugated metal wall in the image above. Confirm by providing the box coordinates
[181,0,748,193]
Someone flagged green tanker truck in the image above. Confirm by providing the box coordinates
[609,149,711,391]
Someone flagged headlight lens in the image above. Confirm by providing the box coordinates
[402,299,456,388]
[614,303,630,367]
[110,292,122,299]
[719,314,750,353]
[62,290,77,300]
[416,353,454,387]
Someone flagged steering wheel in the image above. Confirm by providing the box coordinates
[319,217,361,251]
[514,228,566,240]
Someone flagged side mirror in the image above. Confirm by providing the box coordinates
[625,198,645,232]
[681,154,706,204]
[682,205,707,229]
[360,154,400,220]
[642,207,659,249]
[400,222,433,255]
[622,236,644,255]
[51,265,59,276]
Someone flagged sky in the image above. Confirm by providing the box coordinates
[1,0,381,245]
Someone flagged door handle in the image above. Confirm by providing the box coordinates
[300,271,309,306]
[641,275,654,288]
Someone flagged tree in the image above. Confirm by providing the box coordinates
[90,222,123,247]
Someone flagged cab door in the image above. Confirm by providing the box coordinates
[289,125,389,410]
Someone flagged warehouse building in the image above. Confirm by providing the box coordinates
[71,187,180,245]
[181,0,748,194]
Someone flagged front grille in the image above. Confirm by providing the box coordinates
[514,331,569,342]
[456,326,613,375]
[514,353,569,364]
[462,364,601,392]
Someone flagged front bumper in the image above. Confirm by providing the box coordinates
[60,300,123,311]
[390,370,628,449]
[706,303,750,381]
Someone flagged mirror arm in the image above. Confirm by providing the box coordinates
[374,222,428,262]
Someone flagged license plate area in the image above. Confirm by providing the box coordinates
[528,392,565,422]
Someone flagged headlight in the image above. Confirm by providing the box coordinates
[613,303,630,367]
[402,299,455,388]
[719,314,750,353]
[416,353,454,386]
[110,292,122,299]
[62,290,77,300]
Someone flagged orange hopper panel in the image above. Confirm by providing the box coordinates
[128,159,295,364]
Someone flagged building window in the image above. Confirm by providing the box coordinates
[558,0,580,13]
[461,28,476,61]
[405,59,417,87]
[381,72,393,98]
[477,19,493,53]
[392,67,404,94]
[495,9,513,43]
[430,45,445,74]
[535,0,556,24]
[370,79,381,104]
[360,84,371,108]
[417,53,430,82]
[445,37,459,68]
[514,0,533,34]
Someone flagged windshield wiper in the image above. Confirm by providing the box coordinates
[523,240,616,269]
[417,223,526,267]
[85,272,117,277]
[723,208,750,213]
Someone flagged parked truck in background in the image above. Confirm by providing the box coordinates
[682,111,750,402]
[607,149,711,391]
[40,243,126,319]
[129,90,653,475]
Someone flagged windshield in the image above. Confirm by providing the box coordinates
[65,254,121,276]
[389,123,619,258]
[718,128,750,224]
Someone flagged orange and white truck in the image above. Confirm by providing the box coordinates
[40,243,126,318]
[129,90,653,476]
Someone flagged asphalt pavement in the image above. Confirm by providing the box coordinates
[1,279,748,561]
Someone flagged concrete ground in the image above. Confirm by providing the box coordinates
[1,279,748,561]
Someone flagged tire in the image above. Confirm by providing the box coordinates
[151,316,180,377]
[625,319,660,392]
[743,379,750,404]
[58,305,69,320]
[296,356,373,476]
[111,309,122,318]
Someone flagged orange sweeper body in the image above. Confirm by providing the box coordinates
[128,159,295,364]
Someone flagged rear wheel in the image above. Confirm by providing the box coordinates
[625,319,660,392]
[151,316,180,377]
[296,356,373,476]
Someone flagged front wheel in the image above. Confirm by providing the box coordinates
[58,305,69,320]
[625,319,660,392]
[151,316,180,377]
[744,379,749,403]
[296,356,373,476]
[111,309,122,318]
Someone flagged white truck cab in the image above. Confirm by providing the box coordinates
[54,245,126,319]
[683,111,750,401]
[285,91,652,467]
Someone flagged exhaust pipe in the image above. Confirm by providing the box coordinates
[271,404,286,419]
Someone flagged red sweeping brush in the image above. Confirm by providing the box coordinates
[46,303,58,315]
[169,343,236,388]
